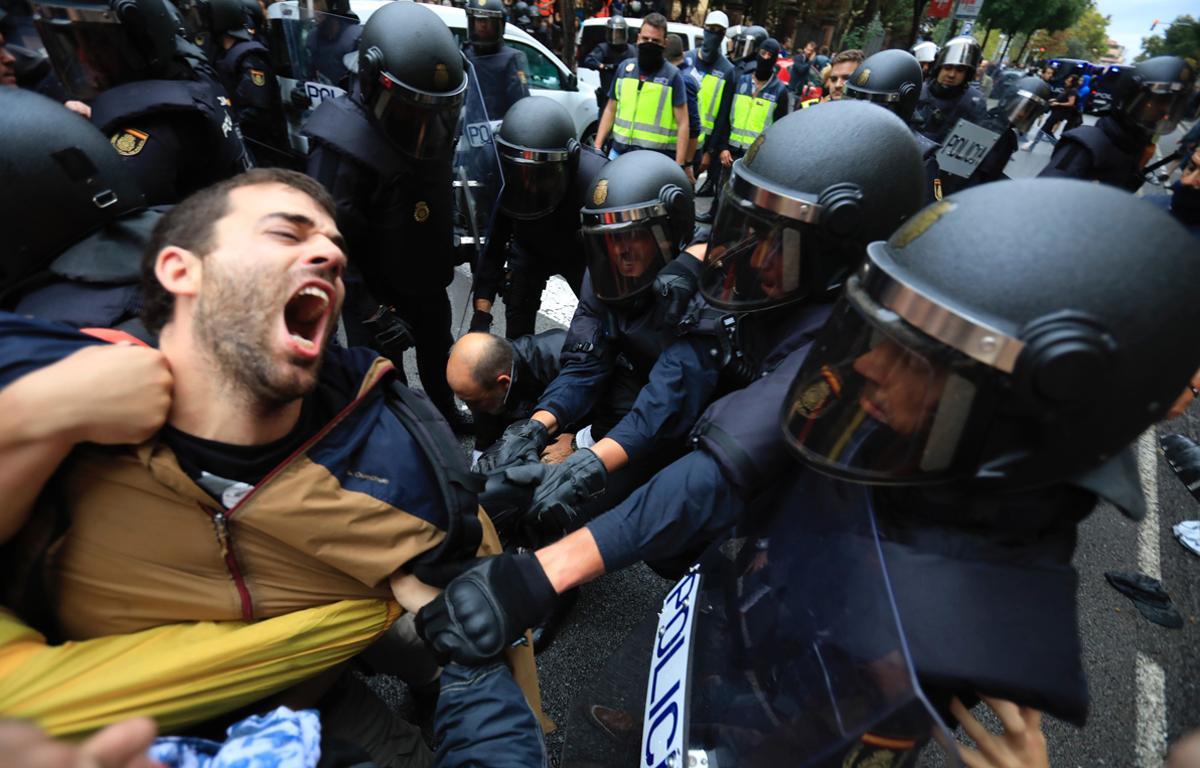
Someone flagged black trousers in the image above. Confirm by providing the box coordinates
[502,240,585,340]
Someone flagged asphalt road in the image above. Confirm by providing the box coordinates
[379,111,1200,766]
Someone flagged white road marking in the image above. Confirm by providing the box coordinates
[454,265,578,329]
[1134,429,1168,768]
[1136,651,1167,767]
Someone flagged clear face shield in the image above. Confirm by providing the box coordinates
[466,8,502,48]
[581,207,674,302]
[730,34,755,62]
[1003,88,1048,133]
[1126,81,1192,136]
[32,1,151,98]
[781,254,1010,485]
[605,19,627,46]
[496,140,571,220]
[372,70,466,158]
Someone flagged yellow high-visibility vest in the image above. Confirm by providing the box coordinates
[696,69,726,144]
[612,61,680,152]
[729,75,783,150]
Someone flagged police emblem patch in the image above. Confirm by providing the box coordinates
[593,179,608,206]
[414,201,431,222]
[790,365,842,420]
[517,69,527,85]
[625,62,635,73]
[110,128,149,157]
[250,69,267,87]
[856,68,871,86]
[433,63,449,90]
[841,745,897,768]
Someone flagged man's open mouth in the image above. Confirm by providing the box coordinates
[282,281,333,358]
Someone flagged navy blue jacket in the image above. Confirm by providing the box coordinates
[463,44,531,121]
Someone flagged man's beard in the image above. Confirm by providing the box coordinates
[192,258,325,409]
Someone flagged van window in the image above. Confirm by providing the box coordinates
[509,41,562,90]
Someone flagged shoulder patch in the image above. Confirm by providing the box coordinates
[414,201,431,223]
[110,128,149,157]
[249,68,266,87]
[517,69,527,85]
[625,62,636,73]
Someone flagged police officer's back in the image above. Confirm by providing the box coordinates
[32,0,249,205]
[1040,56,1196,192]
[207,0,289,165]
[470,96,608,339]
[580,15,631,115]
[462,0,529,121]
[911,35,987,144]
[302,1,467,425]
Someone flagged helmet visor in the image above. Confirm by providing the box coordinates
[782,273,991,484]
[33,4,148,98]
[730,35,755,61]
[1126,85,1190,136]
[1004,89,1047,133]
[372,74,466,158]
[497,141,570,220]
[582,217,672,302]
[467,10,502,47]
[606,22,627,46]
[845,84,902,108]
[699,187,814,311]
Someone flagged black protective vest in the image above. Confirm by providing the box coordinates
[1049,116,1148,192]
[90,77,249,181]
[463,44,529,121]
[912,81,987,144]
[215,40,269,86]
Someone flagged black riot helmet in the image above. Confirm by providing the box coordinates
[510,0,529,21]
[580,150,693,304]
[1109,56,1196,137]
[781,179,1200,490]
[240,0,262,32]
[358,1,466,158]
[730,24,766,62]
[0,89,145,293]
[208,0,249,41]
[605,13,627,46]
[1002,75,1051,133]
[933,34,981,79]
[465,0,504,53]
[496,96,580,220]
[844,48,924,123]
[32,0,190,99]
[700,100,924,314]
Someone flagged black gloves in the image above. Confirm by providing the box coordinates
[520,449,607,547]
[476,419,550,474]
[469,309,493,333]
[477,463,548,541]
[415,553,558,665]
[652,257,699,333]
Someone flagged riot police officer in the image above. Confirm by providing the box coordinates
[462,0,529,121]
[412,99,931,663]
[474,149,702,539]
[1040,56,1196,192]
[960,74,1052,188]
[0,89,160,336]
[845,48,942,203]
[701,37,787,220]
[31,0,249,205]
[911,35,987,144]
[682,10,734,183]
[469,96,608,339]
[207,0,289,165]
[302,1,469,429]
[700,22,766,204]
[581,14,630,116]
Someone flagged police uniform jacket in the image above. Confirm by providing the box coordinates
[582,42,631,108]
[463,43,531,121]
[1038,114,1151,192]
[911,80,988,144]
[682,49,734,152]
[215,40,288,153]
[710,68,788,155]
[303,90,456,295]
[91,72,250,206]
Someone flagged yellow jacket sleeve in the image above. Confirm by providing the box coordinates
[0,600,399,739]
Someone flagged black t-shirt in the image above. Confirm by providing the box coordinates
[162,396,327,506]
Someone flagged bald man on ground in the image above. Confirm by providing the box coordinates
[447,329,569,457]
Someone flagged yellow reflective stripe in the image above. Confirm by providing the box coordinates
[698,72,725,132]
[729,90,776,149]
[612,74,678,150]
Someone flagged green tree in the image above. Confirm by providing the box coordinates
[1138,15,1200,65]
[1028,3,1109,61]
[978,0,1087,63]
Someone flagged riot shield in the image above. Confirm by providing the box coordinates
[452,55,504,269]
[935,117,1002,180]
[267,1,362,156]
[562,473,962,768]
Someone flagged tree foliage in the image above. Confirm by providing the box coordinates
[978,0,1086,39]
[1028,4,1109,61]
[1138,15,1200,65]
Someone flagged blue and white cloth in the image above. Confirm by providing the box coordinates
[150,707,322,768]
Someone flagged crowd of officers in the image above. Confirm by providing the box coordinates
[1,0,1200,762]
